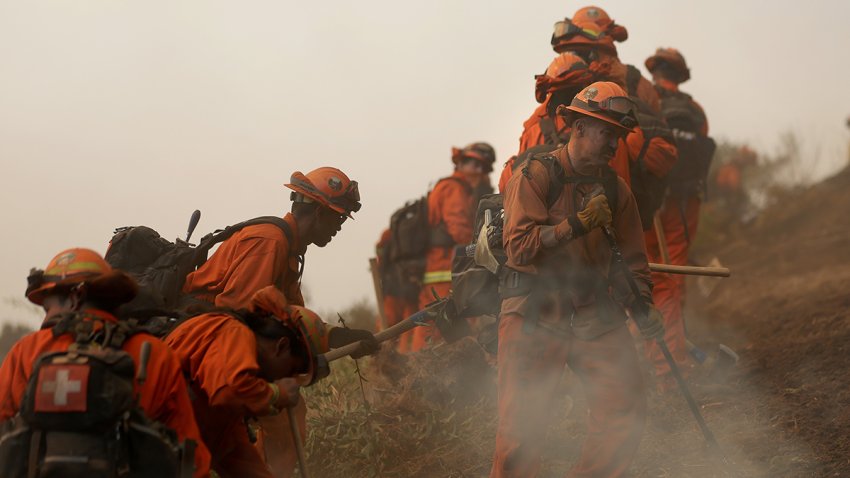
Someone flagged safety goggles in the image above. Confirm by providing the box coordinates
[552,19,605,41]
[290,176,362,215]
[571,96,639,129]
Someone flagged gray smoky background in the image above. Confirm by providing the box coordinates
[0,0,848,323]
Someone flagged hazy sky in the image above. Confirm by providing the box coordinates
[1,0,848,326]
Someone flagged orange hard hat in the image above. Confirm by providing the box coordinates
[645,48,691,83]
[452,142,496,172]
[573,6,628,42]
[26,248,138,306]
[560,81,638,132]
[250,286,330,385]
[551,18,616,56]
[285,167,361,218]
[534,53,593,103]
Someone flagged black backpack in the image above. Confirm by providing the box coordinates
[656,87,717,198]
[625,65,675,229]
[0,313,195,478]
[382,178,471,302]
[105,215,294,321]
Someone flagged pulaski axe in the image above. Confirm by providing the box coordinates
[321,296,466,362]
[601,223,726,461]
[652,212,738,372]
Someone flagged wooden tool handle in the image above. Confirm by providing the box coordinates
[648,263,731,277]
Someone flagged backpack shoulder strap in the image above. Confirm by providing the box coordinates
[196,216,294,261]
[625,65,642,98]
[537,117,563,146]
[522,152,564,208]
[601,167,620,216]
[46,312,144,350]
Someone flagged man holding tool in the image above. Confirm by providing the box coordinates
[182,166,378,476]
[493,81,661,477]
[165,286,330,478]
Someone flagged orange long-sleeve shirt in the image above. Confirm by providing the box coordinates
[501,146,652,339]
[165,312,278,477]
[0,309,211,477]
[183,214,304,309]
[423,172,475,282]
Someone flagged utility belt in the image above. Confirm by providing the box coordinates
[498,266,625,339]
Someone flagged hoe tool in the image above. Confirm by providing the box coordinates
[287,406,311,478]
[601,224,725,458]
[291,299,458,476]
[322,298,458,362]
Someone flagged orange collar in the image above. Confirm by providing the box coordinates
[282,213,304,255]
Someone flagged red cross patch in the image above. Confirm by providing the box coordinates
[34,364,89,412]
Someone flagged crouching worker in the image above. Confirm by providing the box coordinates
[165,285,353,478]
[0,248,210,478]
[493,82,664,477]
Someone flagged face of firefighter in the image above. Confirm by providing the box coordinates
[40,286,84,315]
[570,117,625,174]
[310,205,347,247]
[256,335,305,381]
[457,158,485,187]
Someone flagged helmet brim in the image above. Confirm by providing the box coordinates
[563,105,636,132]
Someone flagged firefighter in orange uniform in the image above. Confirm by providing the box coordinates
[0,248,210,477]
[498,53,598,192]
[375,229,418,353]
[644,47,715,389]
[182,167,377,477]
[552,8,678,216]
[408,144,490,352]
[493,82,663,477]
[166,286,331,478]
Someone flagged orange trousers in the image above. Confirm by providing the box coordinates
[254,396,307,477]
[643,195,701,379]
[492,313,646,478]
[383,295,418,353]
[405,281,452,352]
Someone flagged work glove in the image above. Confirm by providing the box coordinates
[546,194,612,246]
[638,306,665,340]
[577,194,613,231]
[328,327,380,359]
[270,378,301,413]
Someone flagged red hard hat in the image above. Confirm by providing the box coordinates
[645,48,691,83]
[560,81,638,132]
[285,167,361,218]
[26,248,137,306]
[573,6,628,42]
[534,53,594,103]
[551,18,616,56]
[250,286,330,386]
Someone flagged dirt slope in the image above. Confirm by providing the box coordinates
[682,165,850,476]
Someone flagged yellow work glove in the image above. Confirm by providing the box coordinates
[577,194,612,231]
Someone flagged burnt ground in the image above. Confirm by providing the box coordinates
[304,166,850,478]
